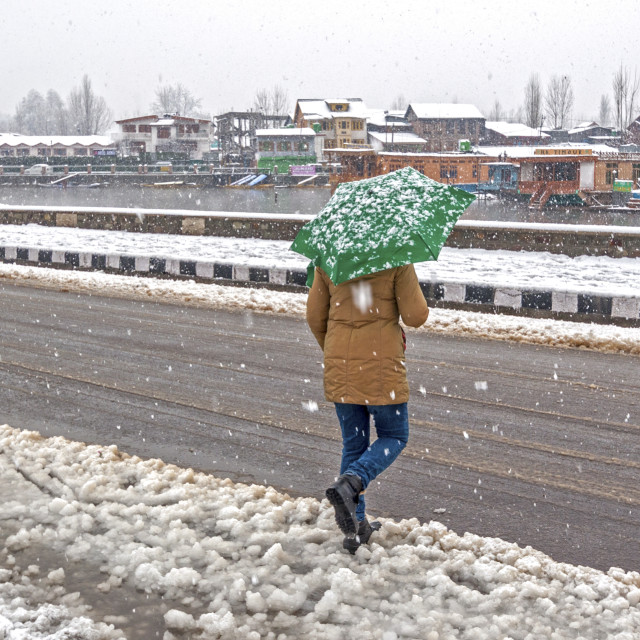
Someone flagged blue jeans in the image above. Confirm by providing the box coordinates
[334,403,409,521]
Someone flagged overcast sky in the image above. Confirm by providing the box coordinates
[2,0,639,126]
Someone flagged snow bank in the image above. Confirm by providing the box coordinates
[1,223,640,297]
[2,262,640,355]
[1,425,640,639]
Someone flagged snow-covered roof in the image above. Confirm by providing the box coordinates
[485,121,550,138]
[0,133,113,147]
[368,131,426,144]
[408,103,485,120]
[255,128,315,137]
[365,110,411,128]
[152,118,175,126]
[476,142,618,159]
[475,146,542,159]
[296,98,368,120]
[116,114,210,125]
[568,121,599,134]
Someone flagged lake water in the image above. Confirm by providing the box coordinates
[1,185,639,227]
[0,185,332,216]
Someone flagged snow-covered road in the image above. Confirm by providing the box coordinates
[2,261,640,355]
[2,243,640,639]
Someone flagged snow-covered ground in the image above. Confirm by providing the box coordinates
[2,425,640,640]
[1,223,640,297]
[2,232,640,638]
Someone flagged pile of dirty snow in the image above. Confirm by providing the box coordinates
[1,425,640,640]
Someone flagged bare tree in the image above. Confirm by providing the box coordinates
[599,94,612,127]
[151,83,203,117]
[252,85,290,119]
[544,75,574,129]
[612,64,640,131]
[0,113,12,131]
[523,73,543,129]
[271,85,289,116]
[506,106,524,124]
[390,94,408,111]
[46,90,69,134]
[253,88,271,114]
[14,90,47,134]
[488,99,505,121]
[68,75,112,134]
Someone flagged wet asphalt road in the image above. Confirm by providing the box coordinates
[1,281,639,573]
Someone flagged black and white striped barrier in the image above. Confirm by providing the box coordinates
[1,245,639,324]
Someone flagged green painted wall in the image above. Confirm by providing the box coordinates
[257,155,316,173]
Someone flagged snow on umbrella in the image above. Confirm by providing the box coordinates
[290,166,475,286]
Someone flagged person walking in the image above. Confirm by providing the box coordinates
[306,264,429,553]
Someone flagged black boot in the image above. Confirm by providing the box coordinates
[343,518,381,554]
[325,474,362,536]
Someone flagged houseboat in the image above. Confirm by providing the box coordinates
[325,147,488,192]
[517,148,640,208]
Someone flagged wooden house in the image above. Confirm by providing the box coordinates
[518,148,596,207]
[405,103,486,152]
[517,147,640,207]
[567,121,620,145]
[325,148,488,192]
[627,116,640,145]
[293,99,368,152]
[483,121,549,146]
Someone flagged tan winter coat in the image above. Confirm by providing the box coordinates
[306,265,429,405]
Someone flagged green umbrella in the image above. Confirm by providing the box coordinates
[290,166,475,286]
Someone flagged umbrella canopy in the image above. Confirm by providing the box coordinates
[290,166,475,286]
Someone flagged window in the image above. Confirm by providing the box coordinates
[446,120,454,134]
[138,125,152,133]
[457,120,465,134]
[440,166,457,180]
[352,121,363,131]
[468,122,476,135]
[37,148,51,156]
[74,148,88,156]
[341,121,349,130]
[16,148,29,156]
[554,162,577,182]
[321,120,333,131]
[0,149,14,156]
[277,141,291,152]
[259,141,274,151]
[53,148,67,156]
[633,163,640,184]
[123,124,136,133]
[157,127,171,139]
[605,162,618,185]
[298,142,309,151]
